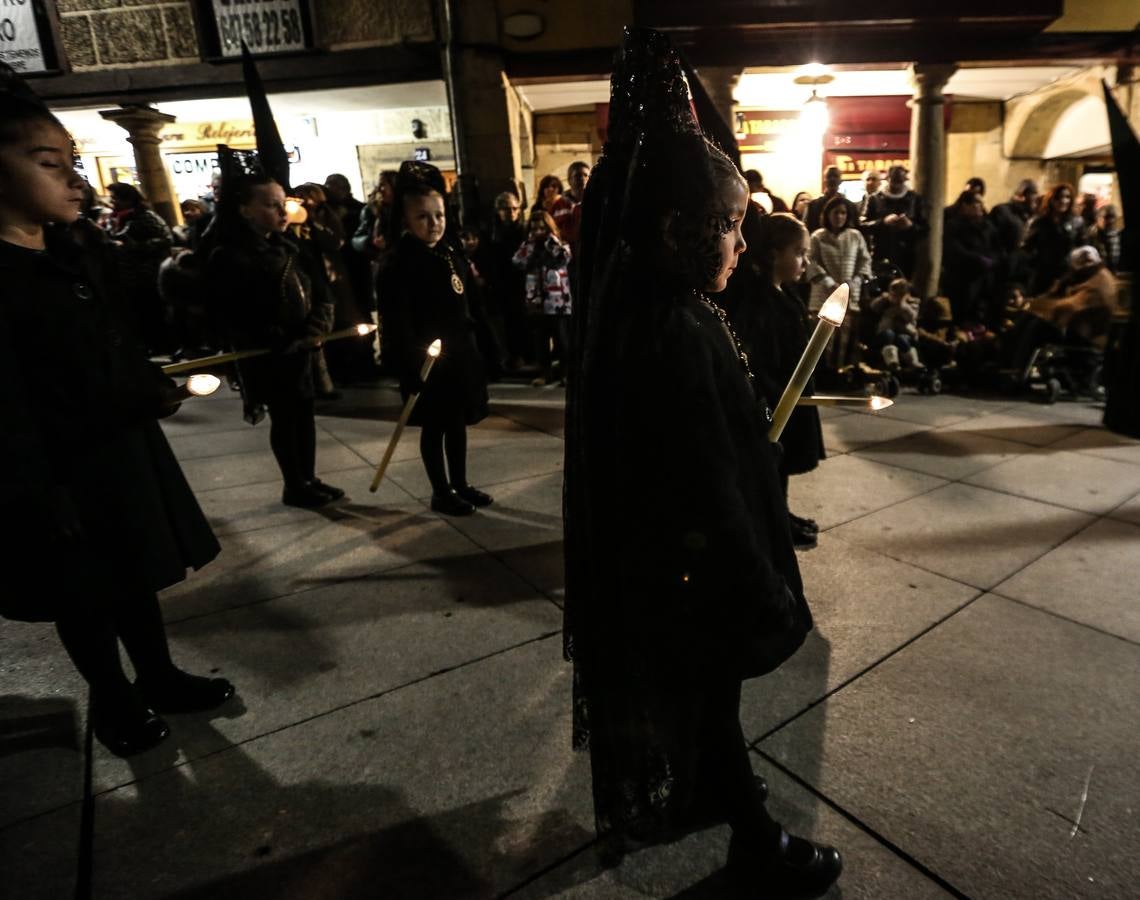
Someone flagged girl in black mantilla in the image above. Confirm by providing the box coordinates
[564,29,842,896]
[378,162,491,517]
[722,210,826,550]
[206,170,342,510]
[0,66,233,757]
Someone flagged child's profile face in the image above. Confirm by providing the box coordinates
[404,191,446,247]
[240,182,288,234]
[701,178,749,293]
[0,120,86,227]
[771,233,809,288]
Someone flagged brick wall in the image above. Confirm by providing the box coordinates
[58,1,200,70]
[314,0,435,50]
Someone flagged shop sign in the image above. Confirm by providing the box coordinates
[825,151,910,178]
[0,0,46,73]
[160,121,257,149]
[735,111,801,152]
[210,0,307,57]
[414,147,432,162]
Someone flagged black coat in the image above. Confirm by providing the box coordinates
[0,231,219,622]
[722,268,825,476]
[942,216,1000,324]
[208,223,333,415]
[475,220,528,318]
[1023,214,1085,295]
[864,190,929,279]
[378,235,489,428]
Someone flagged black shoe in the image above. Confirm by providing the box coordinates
[452,484,493,508]
[92,692,170,758]
[431,489,476,517]
[727,828,843,898]
[791,519,818,550]
[137,670,235,714]
[309,479,346,501]
[282,483,332,509]
[789,512,819,534]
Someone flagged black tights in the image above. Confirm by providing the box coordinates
[267,396,316,488]
[696,679,781,842]
[420,420,468,494]
[55,590,176,704]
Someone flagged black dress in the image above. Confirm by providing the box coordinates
[564,286,812,838]
[379,234,489,428]
[0,231,219,622]
[722,268,825,477]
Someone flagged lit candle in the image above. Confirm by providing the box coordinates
[797,394,893,411]
[768,283,849,442]
[162,323,379,375]
[186,373,221,397]
[370,339,443,493]
[285,198,308,225]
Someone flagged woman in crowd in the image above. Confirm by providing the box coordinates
[207,172,340,509]
[564,28,840,897]
[1,66,233,757]
[725,209,826,549]
[790,190,812,222]
[379,162,491,517]
[106,180,174,354]
[532,174,564,215]
[806,194,871,369]
[512,209,573,387]
[1023,182,1084,296]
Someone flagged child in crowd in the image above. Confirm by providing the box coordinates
[512,209,572,387]
[379,162,491,517]
[869,277,921,370]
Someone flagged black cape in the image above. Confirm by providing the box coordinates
[0,232,219,621]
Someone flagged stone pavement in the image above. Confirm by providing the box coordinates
[3,383,1139,899]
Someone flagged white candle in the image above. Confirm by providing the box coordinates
[768,283,849,442]
[797,394,894,411]
[370,339,444,493]
[186,373,221,397]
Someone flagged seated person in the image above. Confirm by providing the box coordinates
[868,277,921,369]
[1027,246,1118,337]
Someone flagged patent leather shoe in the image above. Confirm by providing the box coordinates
[137,671,235,714]
[453,484,493,508]
[282,483,332,509]
[310,479,346,501]
[727,828,842,898]
[431,489,476,517]
[92,696,170,758]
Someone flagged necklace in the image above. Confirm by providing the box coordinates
[698,292,755,384]
[430,245,464,295]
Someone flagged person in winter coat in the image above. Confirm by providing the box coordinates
[869,278,922,369]
[207,173,340,509]
[513,209,573,386]
[1023,183,1085,296]
[941,190,1000,326]
[106,181,174,353]
[378,162,491,517]
[863,165,928,280]
[475,192,529,369]
[806,195,871,370]
[724,209,826,550]
[0,71,233,758]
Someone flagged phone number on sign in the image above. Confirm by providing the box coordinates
[218,8,303,52]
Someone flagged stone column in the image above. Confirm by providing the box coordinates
[695,66,742,135]
[908,63,957,298]
[99,105,180,227]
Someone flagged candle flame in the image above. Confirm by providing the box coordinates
[428,339,442,358]
[355,323,377,336]
[818,283,850,326]
[869,395,894,411]
[186,373,221,397]
[285,198,308,225]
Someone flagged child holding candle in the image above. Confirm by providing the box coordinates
[378,162,491,517]
[563,29,840,896]
[722,210,826,549]
[0,65,234,757]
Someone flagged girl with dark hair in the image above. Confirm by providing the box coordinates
[532,174,564,214]
[106,180,174,353]
[806,194,871,369]
[564,29,840,896]
[0,66,233,757]
[207,172,340,508]
[1024,182,1084,295]
[512,208,572,386]
[379,162,491,517]
[723,210,826,549]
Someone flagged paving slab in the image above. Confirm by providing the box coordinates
[0,623,87,828]
[852,428,1028,480]
[179,435,368,494]
[60,637,591,900]
[1050,427,1140,467]
[787,454,948,531]
[92,555,563,794]
[820,414,931,455]
[1108,489,1140,527]
[436,472,563,550]
[513,761,955,899]
[866,394,989,428]
[489,395,567,437]
[379,436,564,499]
[761,594,1140,900]
[159,503,485,621]
[994,517,1140,644]
[740,533,978,741]
[829,483,1095,590]
[1014,401,1108,428]
[0,800,82,899]
[963,448,1140,515]
[941,410,1085,447]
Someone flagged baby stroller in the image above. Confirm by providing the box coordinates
[1016,305,1112,404]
